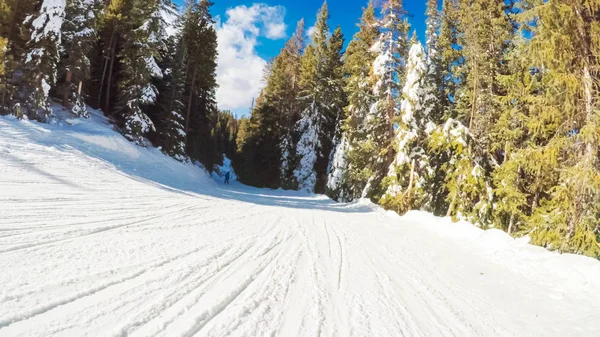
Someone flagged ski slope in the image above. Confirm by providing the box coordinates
[1,111,600,337]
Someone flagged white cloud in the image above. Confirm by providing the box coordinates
[306,25,316,38]
[215,4,287,111]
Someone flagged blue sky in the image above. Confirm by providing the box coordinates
[213,0,428,61]
[175,1,428,116]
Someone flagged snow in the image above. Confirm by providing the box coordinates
[145,56,163,79]
[400,42,427,126]
[29,0,66,43]
[326,136,348,197]
[293,103,319,192]
[160,4,181,37]
[1,112,600,336]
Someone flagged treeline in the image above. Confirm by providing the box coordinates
[235,0,600,257]
[0,0,236,170]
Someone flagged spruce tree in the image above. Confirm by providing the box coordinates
[456,0,513,149]
[57,0,101,118]
[381,36,436,214]
[155,34,188,161]
[116,0,163,145]
[180,0,219,169]
[355,0,410,200]
[96,0,127,115]
[261,19,305,189]
[0,0,38,115]
[328,1,379,201]
[437,0,461,118]
[294,2,345,193]
[318,26,346,193]
[15,0,66,121]
[516,0,600,257]
[294,39,320,192]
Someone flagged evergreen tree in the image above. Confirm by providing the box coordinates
[456,0,513,149]
[381,36,437,214]
[14,0,66,121]
[155,34,188,161]
[510,0,600,257]
[180,0,219,170]
[425,0,440,59]
[423,0,444,124]
[328,1,379,201]
[261,19,305,189]
[57,0,101,118]
[236,96,282,188]
[293,2,345,193]
[96,0,127,115]
[0,0,38,115]
[116,0,163,145]
[355,0,410,200]
[436,0,461,118]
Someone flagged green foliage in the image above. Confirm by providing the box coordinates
[233,102,282,189]
[180,0,219,170]
[56,0,101,118]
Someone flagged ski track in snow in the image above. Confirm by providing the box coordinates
[1,115,600,337]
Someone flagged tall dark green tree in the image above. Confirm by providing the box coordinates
[328,1,379,201]
[180,0,219,170]
[56,0,102,118]
[353,0,411,200]
[116,0,163,145]
[260,19,305,189]
[293,2,346,193]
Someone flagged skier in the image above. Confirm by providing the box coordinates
[224,171,231,185]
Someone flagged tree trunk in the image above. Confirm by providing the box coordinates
[98,25,117,105]
[507,213,515,235]
[185,66,198,144]
[62,71,72,107]
[469,62,478,131]
[104,29,118,115]
[446,192,457,217]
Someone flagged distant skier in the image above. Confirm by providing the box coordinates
[224,171,231,185]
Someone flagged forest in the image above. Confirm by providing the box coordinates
[1,0,599,258]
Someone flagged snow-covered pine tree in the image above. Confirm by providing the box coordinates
[294,99,320,192]
[327,2,379,201]
[57,0,101,118]
[116,0,163,145]
[423,0,444,125]
[425,0,440,61]
[431,0,512,226]
[294,2,345,193]
[358,0,410,200]
[381,35,436,214]
[317,26,346,193]
[16,0,66,121]
[1,0,35,115]
[293,4,325,193]
[155,31,187,161]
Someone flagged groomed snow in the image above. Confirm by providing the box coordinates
[1,109,600,337]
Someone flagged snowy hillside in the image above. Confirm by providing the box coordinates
[1,112,600,337]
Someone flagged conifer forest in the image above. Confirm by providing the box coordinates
[1,0,600,259]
